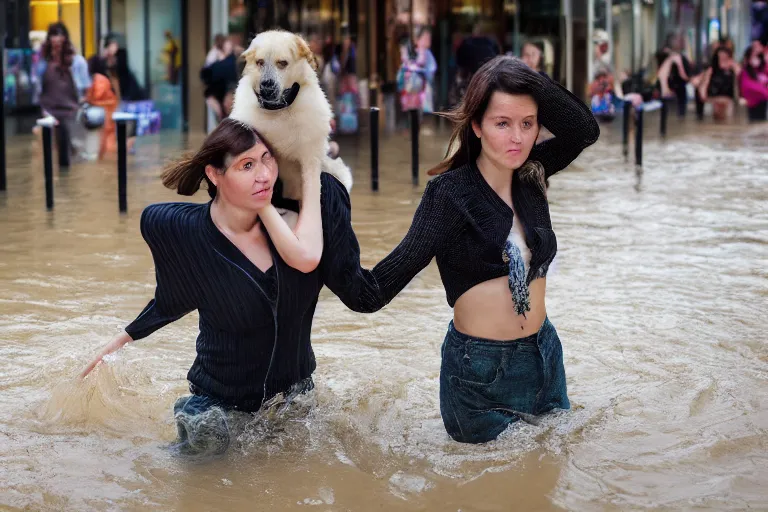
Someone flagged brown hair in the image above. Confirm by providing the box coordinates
[42,22,76,68]
[427,55,545,186]
[213,34,226,51]
[161,118,270,199]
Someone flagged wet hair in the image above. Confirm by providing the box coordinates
[322,41,335,66]
[42,22,75,68]
[712,46,733,70]
[743,45,766,80]
[428,55,544,187]
[161,119,273,199]
[103,33,119,49]
[89,55,109,77]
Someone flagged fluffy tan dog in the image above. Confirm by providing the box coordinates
[228,30,353,201]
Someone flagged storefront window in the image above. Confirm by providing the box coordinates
[149,0,182,130]
[109,0,182,130]
[29,0,84,53]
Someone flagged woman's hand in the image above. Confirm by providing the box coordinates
[80,331,133,378]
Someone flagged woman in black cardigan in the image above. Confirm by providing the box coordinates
[80,119,378,456]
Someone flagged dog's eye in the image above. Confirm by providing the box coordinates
[276,60,288,69]
[256,59,265,67]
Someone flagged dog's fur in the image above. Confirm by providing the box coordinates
[229,30,353,200]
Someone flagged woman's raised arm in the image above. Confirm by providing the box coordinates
[259,166,324,273]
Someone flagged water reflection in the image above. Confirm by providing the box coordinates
[0,118,766,510]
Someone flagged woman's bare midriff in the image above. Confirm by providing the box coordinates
[453,276,547,341]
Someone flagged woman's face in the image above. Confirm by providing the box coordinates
[105,42,119,57]
[522,44,542,71]
[717,50,731,69]
[206,141,278,211]
[49,34,65,50]
[418,31,432,50]
[472,91,539,172]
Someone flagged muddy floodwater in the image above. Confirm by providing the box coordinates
[1,118,767,511]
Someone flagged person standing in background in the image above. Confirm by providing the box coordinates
[449,26,501,107]
[87,34,119,87]
[34,22,92,165]
[201,36,238,123]
[415,27,438,114]
[335,24,359,134]
[205,34,227,67]
[520,41,547,77]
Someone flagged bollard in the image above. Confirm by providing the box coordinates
[660,99,668,137]
[635,106,644,167]
[113,112,136,213]
[0,38,5,192]
[37,118,56,209]
[369,85,378,112]
[370,107,380,192]
[622,100,631,162]
[409,109,419,186]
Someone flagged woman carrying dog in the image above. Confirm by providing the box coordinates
[276,56,599,444]
[80,118,378,455]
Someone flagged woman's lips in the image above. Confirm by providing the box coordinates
[253,187,271,197]
[507,148,522,154]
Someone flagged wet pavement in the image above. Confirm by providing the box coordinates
[0,114,767,511]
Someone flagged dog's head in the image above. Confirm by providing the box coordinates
[239,31,318,111]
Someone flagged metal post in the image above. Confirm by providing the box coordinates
[622,100,631,161]
[370,107,379,192]
[410,109,419,186]
[37,118,56,210]
[564,0,573,91]
[0,37,6,192]
[635,106,643,167]
[660,99,668,137]
[117,120,127,213]
[113,112,136,213]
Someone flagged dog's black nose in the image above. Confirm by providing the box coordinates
[259,80,280,100]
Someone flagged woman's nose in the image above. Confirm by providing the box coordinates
[254,164,272,181]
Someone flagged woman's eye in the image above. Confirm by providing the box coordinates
[497,121,508,128]
[262,153,273,162]
[523,121,532,128]
[243,161,252,170]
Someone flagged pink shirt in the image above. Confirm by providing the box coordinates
[739,70,768,107]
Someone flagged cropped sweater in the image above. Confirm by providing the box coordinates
[124,173,379,410]
[365,78,600,309]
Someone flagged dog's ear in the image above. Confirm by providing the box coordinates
[240,45,258,65]
[294,34,318,71]
[236,51,248,77]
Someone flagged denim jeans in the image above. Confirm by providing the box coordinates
[439,317,570,444]
[171,393,231,457]
[171,377,315,457]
